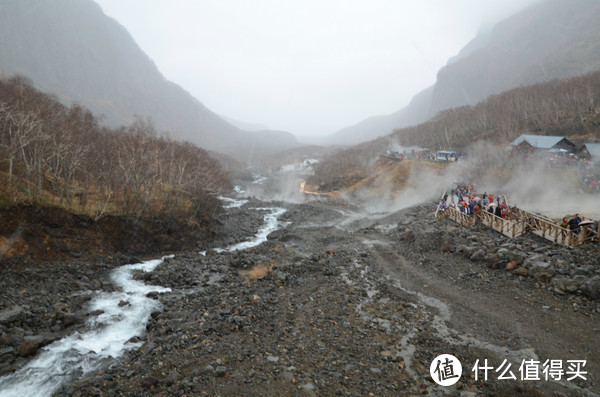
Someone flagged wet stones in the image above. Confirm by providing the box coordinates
[514,267,529,277]
[439,236,454,253]
[214,366,227,377]
[0,306,27,323]
[528,262,555,280]
[552,276,588,295]
[438,210,600,299]
[469,249,486,261]
[17,340,40,357]
[523,254,549,269]
[580,276,600,300]
[402,230,415,243]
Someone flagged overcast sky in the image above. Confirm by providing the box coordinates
[94,0,542,138]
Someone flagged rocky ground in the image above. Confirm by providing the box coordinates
[0,195,599,396]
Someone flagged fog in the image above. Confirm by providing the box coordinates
[327,141,599,222]
[450,143,600,220]
[94,0,543,138]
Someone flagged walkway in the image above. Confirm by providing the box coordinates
[439,194,599,247]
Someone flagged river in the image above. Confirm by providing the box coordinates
[0,190,286,397]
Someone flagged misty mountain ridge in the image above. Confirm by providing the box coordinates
[330,0,600,145]
[0,0,298,157]
[220,115,270,132]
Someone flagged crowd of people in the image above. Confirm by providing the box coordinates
[438,183,598,236]
[559,214,598,234]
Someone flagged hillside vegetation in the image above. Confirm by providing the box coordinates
[0,75,231,223]
[0,0,298,156]
[328,0,600,145]
[310,70,600,189]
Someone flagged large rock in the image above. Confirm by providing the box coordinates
[508,251,528,265]
[580,276,600,300]
[573,265,595,276]
[523,254,549,269]
[0,347,16,364]
[17,340,40,357]
[402,230,415,243]
[457,245,476,258]
[528,262,555,280]
[470,249,487,261]
[514,267,529,277]
[0,306,26,323]
[551,276,588,295]
[496,248,509,259]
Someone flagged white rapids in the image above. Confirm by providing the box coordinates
[200,207,287,255]
[217,196,248,209]
[0,194,287,396]
[0,257,172,397]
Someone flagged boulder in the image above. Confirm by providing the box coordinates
[457,245,476,258]
[529,262,555,280]
[0,347,16,364]
[17,340,40,357]
[496,248,509,259]
[514,267,529,277]
[484,254,499,265]
[508,251,527,265]
[573,265,595,277]
[470,249,487,261]
[491,260,508,270]
[580,276,600,300]
[506,261,517,271]
[551,276,588,295]
[523,254,549,269]
[0,306,26,324]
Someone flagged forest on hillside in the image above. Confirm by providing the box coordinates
[309,70,600,189]
[0,75,230,223]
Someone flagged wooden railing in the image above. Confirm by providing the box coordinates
[444,207,478,227]
[478,209,528,238]
[442,201,598,247]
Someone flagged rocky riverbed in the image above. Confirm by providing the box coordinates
[1,197,599,396]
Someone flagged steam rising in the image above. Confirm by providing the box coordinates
[334,141,599,221]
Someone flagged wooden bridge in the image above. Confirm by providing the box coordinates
[440,195,599,247]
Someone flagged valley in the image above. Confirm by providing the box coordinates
[0,173,599,396]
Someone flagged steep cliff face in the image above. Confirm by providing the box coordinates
[329,0,600,145]
[0,0,297,156]
[429,0,600,115]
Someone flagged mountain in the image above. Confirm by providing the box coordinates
[325,86,433,146]
[329,0,600,145]
[220,115,269,132]
[0,0,298,156]
[429,0,600,115]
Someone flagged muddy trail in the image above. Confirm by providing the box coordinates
[0,195,599,396]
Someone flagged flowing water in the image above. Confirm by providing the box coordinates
[0,191,287,397]
[0,258,172,397]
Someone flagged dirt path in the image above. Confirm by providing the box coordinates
[332,202,600,396]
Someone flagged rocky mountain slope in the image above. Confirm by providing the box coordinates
[0,0,298,156]
[329,0,600,145]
